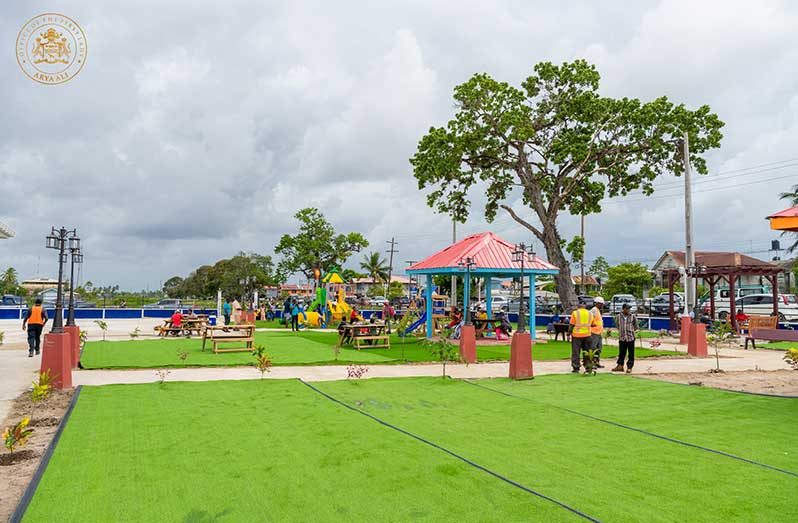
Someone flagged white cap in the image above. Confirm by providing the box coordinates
[594,296,605,304]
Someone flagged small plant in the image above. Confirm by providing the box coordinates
[129,327,141,339]
[2,417,34,455]
[332,342,341,361]
[603,329,614,343]
[30,370,54,406]
[784,348,798,371]
[648,339,662,349]
[251,346,273,379]
[155,369,170,385]
[79,330,88,347]
[176,349,189,363]
[0,330,4,345]
[582,348,599,375]
[94,320,109,341]
[707,321,735,373]
[346,364,369,380]
[423,329,460,378]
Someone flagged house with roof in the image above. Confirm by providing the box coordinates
[651,251,778,290]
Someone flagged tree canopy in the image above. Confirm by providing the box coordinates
[360,251,389,282]
[411,59,723,309]
[602,263,653,298]
[166,252,281,299]
[275,208,369,280]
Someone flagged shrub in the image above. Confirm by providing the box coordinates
[784,348,798,371]
[582,348,599,375]
[3,418,34,455]
[30,370,54,405]
[155,369,170,385]
[94,320,109,341]
[707,321,735,373]
[251,346,272,379]
[129,327,141,339]
[423,329,460,378]
[176,349,189,363]
[0,330,4,345]
[346,365,369,380]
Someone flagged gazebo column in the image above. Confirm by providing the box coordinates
[463,274,471,321]
[728,272,737,332]
[485,276,492,317]
[708,276,717,320]
[425,274,433,338]
[769,274,779,320]
[528,274,537,340]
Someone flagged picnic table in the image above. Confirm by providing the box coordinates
[155,317,208,338]
[551,322,571,341]
[338,322,391,349]
[471,317,503,338]
[202,324,255,353]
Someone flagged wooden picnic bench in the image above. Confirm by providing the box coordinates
[154,317,208,338]
[202,324,255,353]
[744,318,797,349]
[338,322,390,349]
[472,317,500,338]
[551,322,571,341]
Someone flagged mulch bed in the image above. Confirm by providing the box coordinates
[0,388,74,521]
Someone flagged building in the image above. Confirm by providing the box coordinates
[347,275,410,296]
[21,278,60,292]
[279,283,314,297]
[0,222,14,239]
[776,258,796,292]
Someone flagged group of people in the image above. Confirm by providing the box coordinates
[569,296,637,374]
[443,306,513,340]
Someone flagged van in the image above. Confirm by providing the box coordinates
[699,285,771,318]
[610,294,637,314]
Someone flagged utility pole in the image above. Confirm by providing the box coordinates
[682,132,695,316]
[385,237,398,297]
[580,215,585,295]
[405,260,417,300]
[451,219,457,303]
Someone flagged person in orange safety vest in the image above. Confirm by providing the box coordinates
[22,298,48,358]
[569,299,595,373]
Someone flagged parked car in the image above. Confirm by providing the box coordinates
[1,294,25,307]
[505,296,555,315]
[367,295,388,307]
[609,294,637,314]
[473,295,511,311]
[390,296,410,309]
[649,294,684,317]
[143,299,183,309]
[577,295,595,309]
[710,293,798,322]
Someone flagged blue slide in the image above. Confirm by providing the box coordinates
[404,312,427,336]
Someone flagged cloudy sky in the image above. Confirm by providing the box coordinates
[1,0,797,290]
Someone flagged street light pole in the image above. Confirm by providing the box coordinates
[45,227,77,334]
[66,240,82,327]
[512,243,534,333]
[457,257,476,325]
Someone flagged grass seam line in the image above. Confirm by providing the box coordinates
[298,379,601,523]
[10,385,84,523]
[464,380,798,478]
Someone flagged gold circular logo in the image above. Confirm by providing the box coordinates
[16,13,87,85]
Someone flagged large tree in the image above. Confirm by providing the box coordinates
[275,208,369,280]
[411,60,723,309]
[173,252,281,298]
[602,262,653,298]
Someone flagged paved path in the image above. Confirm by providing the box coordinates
[0,348,42,422]
[72,347,790,386]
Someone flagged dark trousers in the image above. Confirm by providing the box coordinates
[617,340,635,368]
[591,334,603,358]
[571,336,592,370]
[27,324,43,354]
[291,315,299,331]
[223,314,230,325]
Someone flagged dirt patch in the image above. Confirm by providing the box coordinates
[0,388,74,521]
[639,370,798,396]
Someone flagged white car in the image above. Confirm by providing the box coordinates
[368,296,388,306]
[728,294,798,323]
[609,294,637,314]
[473,295,511,311]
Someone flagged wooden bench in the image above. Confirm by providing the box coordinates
[744,326,798,350]
[202,324,255,353]
[339,323,391,349]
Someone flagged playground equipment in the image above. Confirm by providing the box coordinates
[297,271,353,328]
[402,294,449,336]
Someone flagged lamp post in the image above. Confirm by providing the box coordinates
[457,257,476,325]
[512,243,535,333]
[66,239,82,327]
[45,227,77,333]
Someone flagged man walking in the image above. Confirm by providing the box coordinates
[590,297,606,369]
[222,298,232,326]
[569,300,594,373]
[22,298,48,358]
[612,303,637,373]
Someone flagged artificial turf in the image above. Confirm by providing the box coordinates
[23,376,798,522]
[79,330,676,369]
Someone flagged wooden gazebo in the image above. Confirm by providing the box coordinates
[663,252,783,331]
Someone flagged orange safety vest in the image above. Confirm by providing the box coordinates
[570,308,592,338]
[589,307,604,335]
[27,305,45,325]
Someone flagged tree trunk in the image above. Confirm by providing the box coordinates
[539,221,579,312]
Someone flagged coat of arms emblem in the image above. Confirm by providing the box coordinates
[32,28,71,65]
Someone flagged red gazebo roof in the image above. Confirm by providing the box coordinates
[407,232,558,273]
[766,206,798,219]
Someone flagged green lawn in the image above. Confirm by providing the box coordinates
[758,341,798,350]
[80,330,676,369]
[23,376,798,522]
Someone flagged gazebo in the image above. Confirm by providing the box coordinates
[662,252,782,331]
[406,232,559,339]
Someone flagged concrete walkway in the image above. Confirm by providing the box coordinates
[0,348,42,423]
[71,347,790,387]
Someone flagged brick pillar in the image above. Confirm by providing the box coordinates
[509,331,534,380]
[459,325,477,364]
[679,317,691,345]
[64,325,80,369]
[40,332,73,389]
[688,322,708,357]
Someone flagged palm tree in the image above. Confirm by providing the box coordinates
[779,184,798,253]
[360,252,389,283]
